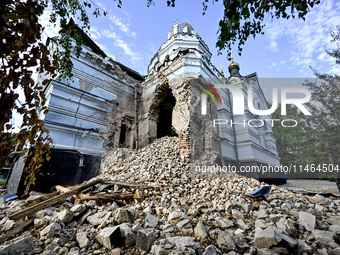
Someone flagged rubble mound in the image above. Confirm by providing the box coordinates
[0,136,340,255]
[101,136,188,184]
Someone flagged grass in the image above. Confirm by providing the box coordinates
[0,179,5,187]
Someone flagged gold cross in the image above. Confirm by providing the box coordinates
[230,50,234,63]
[220,63,224,76]
[175,18,179,25]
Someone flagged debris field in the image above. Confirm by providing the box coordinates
[0,137,339,255]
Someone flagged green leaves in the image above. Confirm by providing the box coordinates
[207,0,321,58]
[0,0,56,195]
[272,105,324,167]
[273,28,340,172]
[167,0,176,7]
[1,0,108,195]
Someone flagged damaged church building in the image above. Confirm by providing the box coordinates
[7,21,285,196]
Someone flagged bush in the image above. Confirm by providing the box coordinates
[0,179,5,187]
[328,177,336,182]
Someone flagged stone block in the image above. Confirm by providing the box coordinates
[136,229,157,252]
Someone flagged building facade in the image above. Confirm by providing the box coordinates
[41,21,282,182]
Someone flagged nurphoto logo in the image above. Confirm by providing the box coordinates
[200,83,312,128]
[201,84,311,116]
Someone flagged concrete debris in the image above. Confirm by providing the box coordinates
[136,228,158,252]
[111,248,121,255]
[144,213,159,228]
[329,225,340,234]
[163,236,199,249]
[257,248,280,255]
[256,209,268,219]
[0,234,34,255]
[234,228,244,236]
[114,209,130,224]
[299,211,316,231]
[0,137,339,254]
[312,194,330,205]
[194,221,208,241]
[312,229,335,246]
[76,231,89,249]
[214,217,233,229]
[202,245,220,255]
[176,219,192,235]
[117,224,136,247]
[217,230,236,252]
[331,247,340,255]
[297,239,313,253]
[168,211,188,224]
[70,204,86,216]
[328,216,340,225]
[254,227,282,248]
[57,209,74,224]
[96,227,121,249]
[2,220,16,232]
[87,211,111,226]
[280,233,298,248]
[40,222,61,240]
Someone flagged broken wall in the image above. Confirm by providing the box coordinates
[138,57,193,157]
[189,78,223,171]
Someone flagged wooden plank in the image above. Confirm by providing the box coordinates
[103,180,156,188]
[0,219,33,244]
[9,179,102,221]
[55,185,73,193]
[76,192,134,201]
[25,191,60,207]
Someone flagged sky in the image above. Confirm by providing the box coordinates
[42,0,340,78]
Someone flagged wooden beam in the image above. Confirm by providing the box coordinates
[9,179,102,221]
[25,191,59,207]
[0,219,33,244]
[76,192,134,202]
[103,180,156,188]
[55,185,72,193]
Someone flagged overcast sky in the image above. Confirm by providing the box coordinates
[42,0,340,78]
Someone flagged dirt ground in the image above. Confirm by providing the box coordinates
[281,179,340,196]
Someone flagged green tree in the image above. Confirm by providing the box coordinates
[272,105,326,168]
[303,27,340,141]
[303,26,340,187]
[0,0,106,195]
[272,27,339,184]
[210,0,320,57]
[0,0,322,194]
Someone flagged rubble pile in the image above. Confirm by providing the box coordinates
[0,136,340,255]
[100,136,189,183]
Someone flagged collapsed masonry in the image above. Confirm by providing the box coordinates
[0,136,339,255]
[7,21,283,195]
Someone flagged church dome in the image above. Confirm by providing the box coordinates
[147,20,212,74]
[228,61,240,71]
[228,52,241,77]
[168,21,194,38]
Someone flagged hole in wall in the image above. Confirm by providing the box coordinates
[119,124,127,146]
[157,89,177,138]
